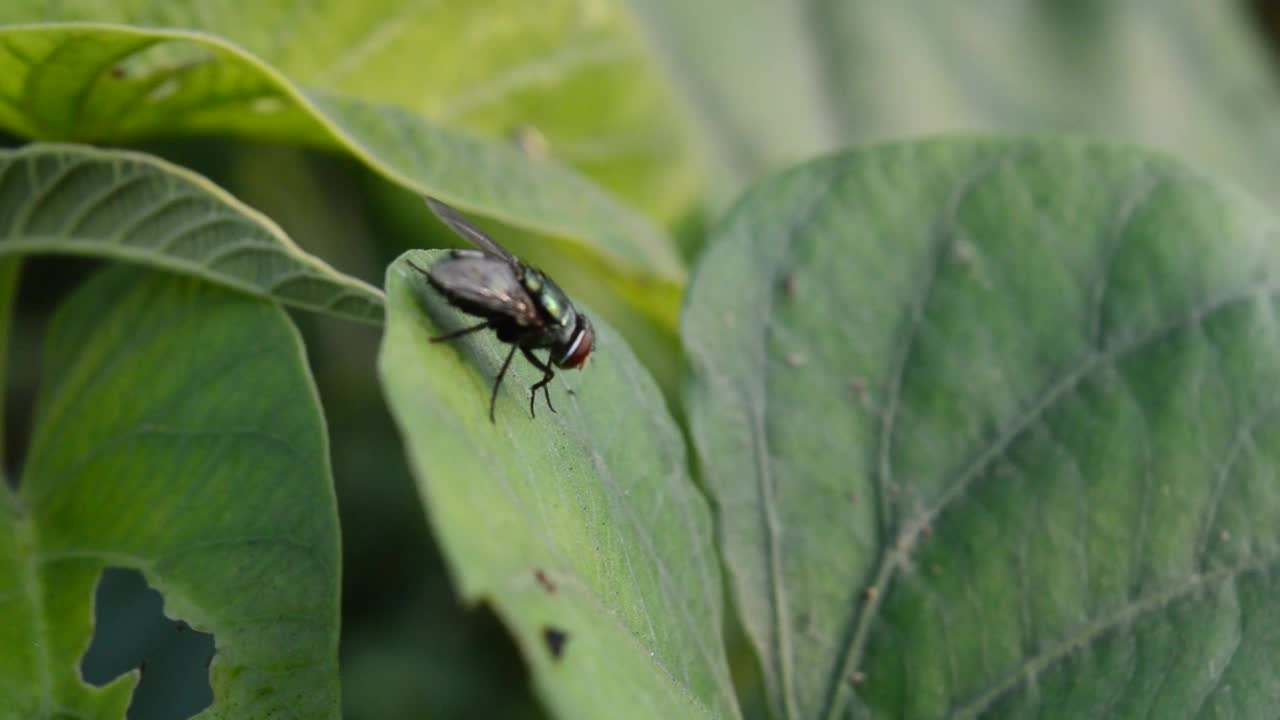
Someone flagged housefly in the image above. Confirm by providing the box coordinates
[407,197,594,423]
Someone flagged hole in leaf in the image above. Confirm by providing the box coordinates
[80,568,215,719]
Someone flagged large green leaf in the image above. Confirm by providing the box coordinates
[1,0,703,225]
[0,267,341,718]
[684,138,1280,718]
[0,142,384,323]
[631,0,1280,209]
[378,250,739,720]
[0,16,689,283]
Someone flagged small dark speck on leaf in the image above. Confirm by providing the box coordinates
[543,627,569,660]
[784,353,805,368]
[864,587,878,601]
[174,620,190,632]
[781,273,797,297]
[535,569,557,594]
[110,65,127,79]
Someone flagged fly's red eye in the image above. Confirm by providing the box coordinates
[559,318,593,369]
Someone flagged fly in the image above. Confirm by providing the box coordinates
[407,196,594,423]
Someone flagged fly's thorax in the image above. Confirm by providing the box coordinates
[523,268,577,342]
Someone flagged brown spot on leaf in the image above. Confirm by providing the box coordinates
[534,569,557,594]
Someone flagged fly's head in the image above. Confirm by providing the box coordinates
[555,313,593,370]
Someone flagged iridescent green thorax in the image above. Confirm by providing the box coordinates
[523,268,576,330]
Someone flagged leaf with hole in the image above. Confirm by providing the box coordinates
[684,138,1280,718]
[0,142,384,324]
[378,250,740,720]
[0,267,341,718]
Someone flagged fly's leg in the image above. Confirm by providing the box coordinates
[489,343,519,423]
[430,320,490,343]
[521,348,557,417]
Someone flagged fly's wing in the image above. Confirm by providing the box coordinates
[425,251,540,327]
[424,196,518,263]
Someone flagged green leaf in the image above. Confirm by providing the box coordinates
[0,19,689,281]
[11,0,706,225]
[0,142,384,324]
[0,267,341,718]
[632,0,1280,210]
[378,250,739,720]
[0,256,17,482]
[684,138,1280,719]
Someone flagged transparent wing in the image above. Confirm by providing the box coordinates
[423,250,540,327]
[424,196,517,263]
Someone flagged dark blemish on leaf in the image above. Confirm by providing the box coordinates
[534,569,557,594]
[784,353,805,368]
[847,492,859,505]
[864,587,878,601]
[781,273,797,297]
[175,620,190,632]
[543,626,569,660]
[110,65,127,79]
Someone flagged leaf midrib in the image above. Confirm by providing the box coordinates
[14,506,53,716]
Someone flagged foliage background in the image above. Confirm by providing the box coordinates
[7,1,1280,718]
